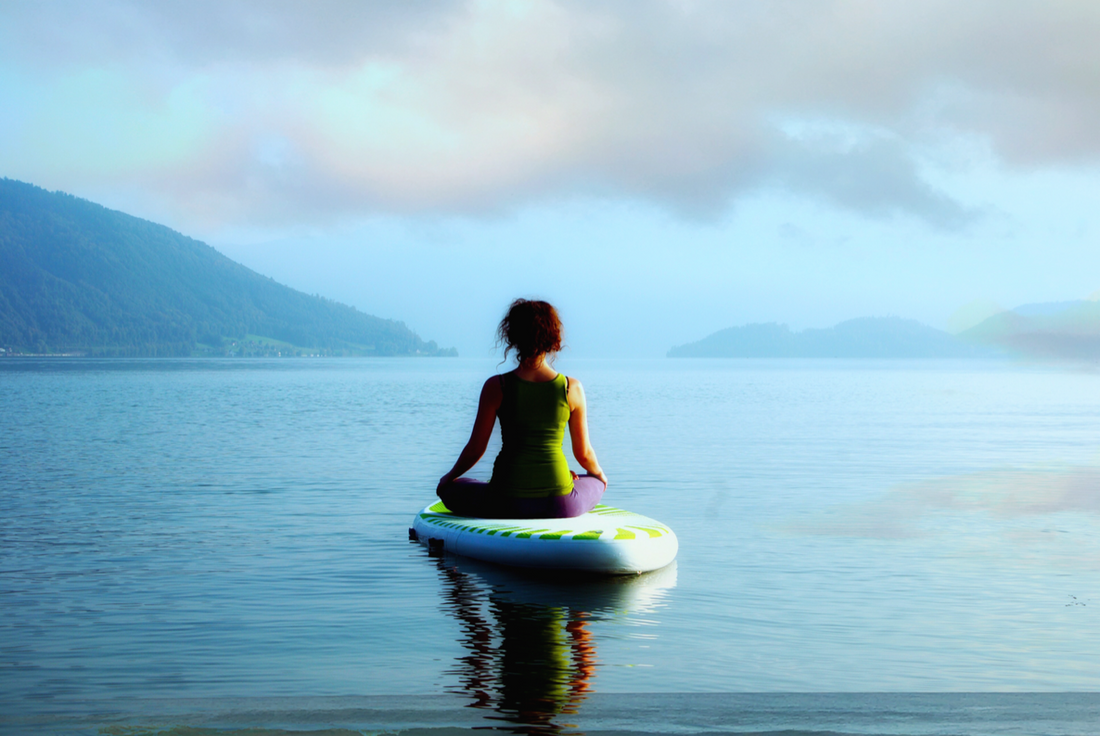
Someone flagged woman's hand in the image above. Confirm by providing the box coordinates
[437,473,454,494]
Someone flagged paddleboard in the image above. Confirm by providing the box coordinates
[410,501,678,575]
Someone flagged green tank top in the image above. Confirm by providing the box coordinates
[490,371,573,498]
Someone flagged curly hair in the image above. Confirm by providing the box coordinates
[497,299,563,364]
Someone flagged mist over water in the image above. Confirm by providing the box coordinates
[2,357,1100,734]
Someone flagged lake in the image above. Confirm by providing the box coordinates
[2,357,1099,735]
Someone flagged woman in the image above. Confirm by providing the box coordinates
[436,299,608,518]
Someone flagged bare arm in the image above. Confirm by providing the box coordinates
[437,377,502,492]
[567,377,608,486]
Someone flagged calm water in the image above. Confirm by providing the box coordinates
[2,357,1100,734]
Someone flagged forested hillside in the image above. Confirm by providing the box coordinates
[0,179,454,356]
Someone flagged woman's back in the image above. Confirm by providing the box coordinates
[491,372,572,498]
[436,298,605,518]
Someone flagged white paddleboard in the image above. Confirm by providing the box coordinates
[411,501,678,575]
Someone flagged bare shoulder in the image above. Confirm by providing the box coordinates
[566,376,586,406]
[481,374,504,400]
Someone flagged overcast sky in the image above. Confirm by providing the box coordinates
[3,0,1099,356]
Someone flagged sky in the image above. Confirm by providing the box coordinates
[2,0,1100,357]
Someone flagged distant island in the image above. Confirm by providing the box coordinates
[957,299,1100,361]
[670,302,1100,360]
[0,178,456,357]
[668,317,999,358]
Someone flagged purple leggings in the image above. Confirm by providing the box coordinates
[437,475,606,519]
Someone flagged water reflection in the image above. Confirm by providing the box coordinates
[434,555,676,734]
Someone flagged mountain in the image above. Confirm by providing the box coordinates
[668,317,1000,358]
[0,178,455,357]
[959,300,1100,360]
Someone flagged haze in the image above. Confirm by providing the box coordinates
[3,0,1099,356]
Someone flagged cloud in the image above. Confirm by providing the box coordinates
[790,466,1100,539]
[2,0,1100,229]
[0,1,465,67]
[775,134,976,229]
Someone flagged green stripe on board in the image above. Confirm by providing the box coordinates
[571,530,603,541]
[627,525,665,538]
[486,526,526,536]
[538,531,571,541]
[614,528,636,540]
[500,527,543,537]
[591,506,626,514]
[592,509,634,517]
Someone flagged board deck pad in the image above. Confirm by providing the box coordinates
[412,502,678,574]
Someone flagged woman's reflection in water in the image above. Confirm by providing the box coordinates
[435,556,674,735]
